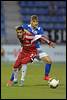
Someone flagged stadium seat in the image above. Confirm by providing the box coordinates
[20,8,49,15]
[1,3,6,36]
[18,1,49,7]
[42,23,65,30]
[18,1,66,30]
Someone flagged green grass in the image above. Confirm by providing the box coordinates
[1,61,66,99]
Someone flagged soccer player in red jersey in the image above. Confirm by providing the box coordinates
[7,26,38,86]
[7,25,55,86]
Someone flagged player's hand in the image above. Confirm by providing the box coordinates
[48,41,56,48]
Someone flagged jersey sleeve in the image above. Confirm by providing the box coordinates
[38,27,48,36]
[21,24,28,30]
[38,27,44,35]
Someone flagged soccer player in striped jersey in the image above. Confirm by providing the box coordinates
[7,27,38,86]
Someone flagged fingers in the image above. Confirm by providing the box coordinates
[49,42,56,48]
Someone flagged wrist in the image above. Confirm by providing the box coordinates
[48,41,51,45]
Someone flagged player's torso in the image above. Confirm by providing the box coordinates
[24,24,41,35]
[19,32,37,52]
[22,24,43,48]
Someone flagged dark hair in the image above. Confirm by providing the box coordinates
[31,15,38,21]
[16,26,24,31]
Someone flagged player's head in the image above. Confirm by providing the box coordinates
[16,26,25,38]
[30,15,38,28]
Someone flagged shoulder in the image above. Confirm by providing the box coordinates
[37,26,44,34]
[22,24,32,30]
[37,26,44,31]
[22,24,28,27]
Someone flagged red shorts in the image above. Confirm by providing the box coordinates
[13,48,37,69]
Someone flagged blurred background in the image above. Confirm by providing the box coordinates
[1,1,66,62]
[1,1,66,99]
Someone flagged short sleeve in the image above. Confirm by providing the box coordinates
[21,24,28,30]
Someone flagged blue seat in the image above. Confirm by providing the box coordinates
[1,6,6,36]
[42,23,54,30]
[20,8,49,15]
[18,1,66,30]
[21,14,66,27]
[42,23,65,30]
[38,16,65,23]
[18,1,27,7]
[56,8,66,15]
[34,1,49,7]
[54,24,65,29]
[55,1,66,8]
[1,23,5,36]
[18,1,49,7]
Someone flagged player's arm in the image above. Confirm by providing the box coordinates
[31,34,55,48]
[37,27,55,48]
[40,35,56,48]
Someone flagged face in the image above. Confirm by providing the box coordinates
[16,29,24,38]
[30,19,38,28]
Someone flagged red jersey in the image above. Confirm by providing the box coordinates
[18,32,37,52]
[13,32,37,67]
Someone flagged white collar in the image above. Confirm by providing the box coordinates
[28,24,38,29]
